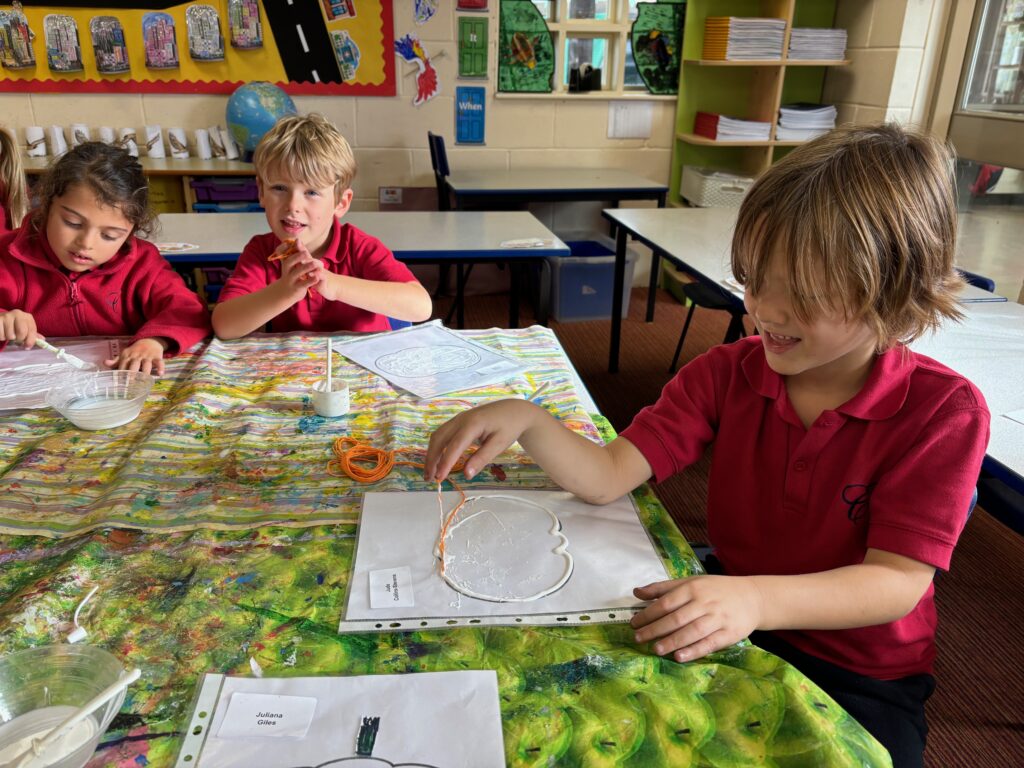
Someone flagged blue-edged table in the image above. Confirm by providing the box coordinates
[444,168,668,210]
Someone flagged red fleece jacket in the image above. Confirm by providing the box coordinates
[0,226,210,354]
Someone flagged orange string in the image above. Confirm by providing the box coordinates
[327,437,470,573]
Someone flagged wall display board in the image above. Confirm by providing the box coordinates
[0,0,395,94]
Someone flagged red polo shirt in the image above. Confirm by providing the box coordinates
[217,218,419,333]
[621,336,990,679]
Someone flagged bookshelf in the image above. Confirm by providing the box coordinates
[667,0,847,207]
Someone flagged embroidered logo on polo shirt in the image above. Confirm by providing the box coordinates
[842,483,875,523]
[107,292,119,312]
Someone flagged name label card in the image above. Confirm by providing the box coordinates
[218,693,317,739]
[369,566,415,608]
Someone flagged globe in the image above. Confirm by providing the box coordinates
[226,81,298,156]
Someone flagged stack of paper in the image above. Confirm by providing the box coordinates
[775,103,837,141]
[703,17,786,60]
[695,111,772,141]
[788,27,848,60]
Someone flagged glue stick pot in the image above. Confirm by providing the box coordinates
[45,370,154,430]
[0,645,128,768]
[312,379,349,418]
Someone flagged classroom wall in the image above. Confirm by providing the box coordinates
[0,1,674,287]
[825,0,950,128]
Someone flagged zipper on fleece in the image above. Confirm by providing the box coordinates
[66,273,88,335]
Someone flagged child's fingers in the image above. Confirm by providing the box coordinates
[152,357,165,376]
[103,357,118,369]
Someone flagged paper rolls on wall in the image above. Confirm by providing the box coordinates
[48,125,68,157]
[118,127,139,157]
[98,126,116,144]
[194,128,213,160]
[168,127,190,159]
[25,126,47,157]
[219,127,239,160]
[208,125,226,158]
[144,126,165,159]
[69,123,91,147]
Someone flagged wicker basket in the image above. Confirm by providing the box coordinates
[680,166,754,207]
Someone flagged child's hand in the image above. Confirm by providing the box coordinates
[273,240,325,301]
[105,338,168,376]
[1,309,41,348]
[631,575,765,662]
[425,399,540,482]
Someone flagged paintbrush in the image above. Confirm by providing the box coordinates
[33,339,96,370]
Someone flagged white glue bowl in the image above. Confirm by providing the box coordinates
[45,370,154,430]
[312,379,349,418]
[0,644,128,768]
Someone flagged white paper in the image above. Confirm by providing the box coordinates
[1004,409,1024,427]
[220,127,239,160]
[342,490,668,629]
[191,671,504,768]
[608,100,653,139]
[25,126,47,157]
[337,323,526,399]
[69,123,90,147]
[98,126,115,144]
[217,693,317,740]
[208,125,226,157]
[48,125,68,157]
[119,127,139,157]
[369,566,415,608]
[168,127,190,159]
[145,125,165,158]
[194,128,213,160]
[0,338,124,410]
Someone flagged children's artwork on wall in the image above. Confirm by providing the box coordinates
[322,0,356,21]
[44,13,83,72]
[458,15,487,78]
[185,4,225,62]
[227,0,262,49]
[456,85,485,144]
[0,8,35,69]
[498,0,553,93]
[414,0,438,25]
[89,16,129,75]
[630,0,683,95]
[458,0,489,10]
[394,32,439,107]
[330,29,360,82]
[0,2,395,96]
[142,11,178,69]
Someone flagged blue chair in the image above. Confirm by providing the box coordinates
[957,269,996,293]
[669,281,747,372]
[976,470,1024,534]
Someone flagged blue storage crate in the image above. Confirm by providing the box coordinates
[192,202,264,213]
[548,233,637,322]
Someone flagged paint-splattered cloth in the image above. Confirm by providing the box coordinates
[0,329,891,767]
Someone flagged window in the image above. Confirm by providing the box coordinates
[506,0,671,97]
[961,0,1024,113]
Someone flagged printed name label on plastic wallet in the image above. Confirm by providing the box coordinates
[218,693,317,739]
[369,566,415,608]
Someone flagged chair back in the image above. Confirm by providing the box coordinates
[957,268,996,293]
[427,132,451,211]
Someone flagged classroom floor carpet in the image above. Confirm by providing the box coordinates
[432,284,1024,767]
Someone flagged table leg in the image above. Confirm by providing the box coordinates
[609,227,628,373]
[646,247,661,322]
[537,259,551,327]
[456,263,467,329]
[508,263,521,328]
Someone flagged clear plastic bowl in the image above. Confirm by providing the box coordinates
[0,644,128,768]
[44,370,154,430]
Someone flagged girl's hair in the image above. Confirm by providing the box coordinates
[0,126,28,228]
[731,123,964,349]
[30,141,155,238]
[253,113,356,198]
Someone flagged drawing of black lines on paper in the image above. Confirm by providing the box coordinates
[437,494,575,603]
[285,715,442,768]
[374,345,481,378]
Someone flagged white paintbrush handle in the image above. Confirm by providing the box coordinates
[12,668,141,768]
[33,339,92,370]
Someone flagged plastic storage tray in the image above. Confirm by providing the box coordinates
[680,166,754,207]
[190,177,259,202]
[548,232,637,322]
[192,202,264,213]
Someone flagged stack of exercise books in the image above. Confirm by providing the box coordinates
[788,27,848,60]
[775,103,837,141]
[703,17,786,60]
[694,111,772,141]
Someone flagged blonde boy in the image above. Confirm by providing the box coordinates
[212,114,431,338]
[424,124,990,768]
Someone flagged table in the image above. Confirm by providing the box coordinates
[156,211,569,328]
[446,168,668,209]
[601,207,1013,372]
[0,329,889,767]
[25,155,256,209]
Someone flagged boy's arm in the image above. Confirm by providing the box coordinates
[425,399,653,505]
[631,551,935,662]
[317,273,432,322]
[212,280,298,339]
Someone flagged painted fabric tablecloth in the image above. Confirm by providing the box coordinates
[0,330,890,767]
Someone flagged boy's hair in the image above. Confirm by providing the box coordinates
[253,113,356,198]
[0,126,28,228]
[30,141,155,238]
[731,123,964,348]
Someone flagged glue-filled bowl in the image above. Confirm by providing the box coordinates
[0,644,128,768]
[45,370,154,430]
